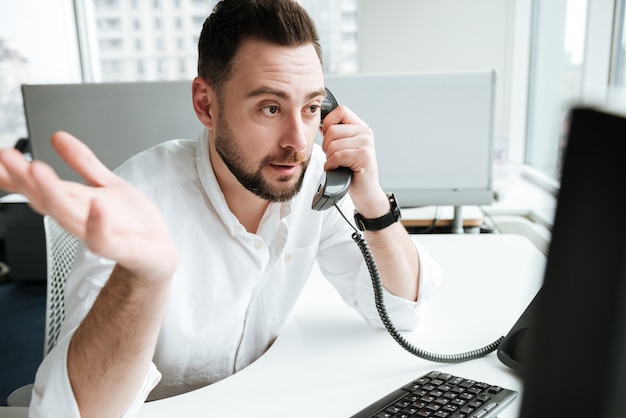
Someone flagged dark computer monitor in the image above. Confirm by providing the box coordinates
[517,107,626,417]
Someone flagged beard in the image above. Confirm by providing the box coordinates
[213,115,310,203]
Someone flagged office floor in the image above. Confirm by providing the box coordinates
[0,279,46,406]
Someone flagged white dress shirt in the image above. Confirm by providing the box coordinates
[29,129,442,417]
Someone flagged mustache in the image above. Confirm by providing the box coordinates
[265,151,308,165]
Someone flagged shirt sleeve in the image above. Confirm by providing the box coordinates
[28,244,163,417]
[316,197,443,331]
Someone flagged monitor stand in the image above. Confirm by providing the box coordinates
[451,205,464,234]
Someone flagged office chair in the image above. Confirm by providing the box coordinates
[6,216,78,406]
[42,216,78,356]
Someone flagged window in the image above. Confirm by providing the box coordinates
[156,58,167,77]
[610,0,626,100]
[191,16,205,26]
[5,0,621,200]
[94,0,120,9]
[0,0,81,148]
[612,21,626,84]
[100,18,122,31]
[101,59,121,75]
[525,0,589,180]
[1,1,355,149]
[78,0,357,83]
[99,38,123,51]
[0,41,30,144]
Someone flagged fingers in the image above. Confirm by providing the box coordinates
[0,149,21,193]
[0,147,21,192]
[0,148,42,200]
[0,131,120,206]
[29,162,92,236]
[320,104,365,131]
[50,131,119,187]
[0,154,72,224]
[0,145,94,237]
[321,107,375,173]
[320,105,371,149]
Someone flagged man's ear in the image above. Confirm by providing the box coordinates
[192,76,216,129]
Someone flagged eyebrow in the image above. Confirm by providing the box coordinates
[246,87,326,101]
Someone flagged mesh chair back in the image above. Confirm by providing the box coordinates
[43,216,79,356]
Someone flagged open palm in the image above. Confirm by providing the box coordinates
[0,131,178,282]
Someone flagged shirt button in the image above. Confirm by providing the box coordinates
[284,252,293,263]
[234,225,243,234]
[255,241,264,250]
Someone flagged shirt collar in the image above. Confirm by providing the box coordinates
[194,128,293,236]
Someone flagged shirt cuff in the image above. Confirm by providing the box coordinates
[30,331,81,417]
[122,363,162,417]
[30,328,162,418]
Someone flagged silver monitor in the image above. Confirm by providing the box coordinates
[22,81,204,183]
[323,71,496,208]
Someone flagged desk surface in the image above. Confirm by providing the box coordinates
[0,234,545,418]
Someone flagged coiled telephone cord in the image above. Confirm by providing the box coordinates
[335,203,503,363]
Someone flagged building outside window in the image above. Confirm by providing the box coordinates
[79,0,359,83]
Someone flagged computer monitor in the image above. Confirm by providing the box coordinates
[22,81,204,183]
[517,107,626,417]
[323,71,496,209]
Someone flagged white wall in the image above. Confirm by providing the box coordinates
[357,0,520,167]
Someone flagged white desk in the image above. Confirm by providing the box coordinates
[0,234,545,418]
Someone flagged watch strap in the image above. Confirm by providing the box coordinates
[354,193,401,231]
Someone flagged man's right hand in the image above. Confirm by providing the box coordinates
[0,131,178,282]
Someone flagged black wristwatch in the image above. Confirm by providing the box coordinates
[354,193,401,231]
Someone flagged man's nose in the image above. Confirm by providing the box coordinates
[279,111,309,152]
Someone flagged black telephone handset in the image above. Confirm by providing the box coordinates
[311,88,352,211]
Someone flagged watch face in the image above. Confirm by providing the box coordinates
[388,193,401,219]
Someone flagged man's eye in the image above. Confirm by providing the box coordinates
[262,105,279,116]
[306,105,321,115]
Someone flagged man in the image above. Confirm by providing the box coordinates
[0,0,441,416]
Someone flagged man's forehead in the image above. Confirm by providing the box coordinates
[231,39,322,76]
[228,40,324,99]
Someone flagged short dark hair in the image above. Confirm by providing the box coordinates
[197,0,322,95]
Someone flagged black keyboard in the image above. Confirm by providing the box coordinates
[351,370,518,418]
